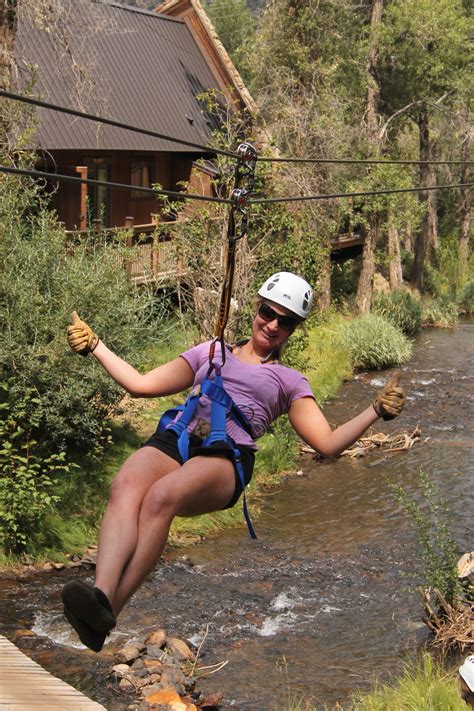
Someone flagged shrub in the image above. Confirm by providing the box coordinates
[341,313,412,370]
[0,176,162,457]
[391,470,462,604]
[0,379,76,554]
[0,176,165,555]
[372,289,422,335]
[421,297,458,328]
[459,280,474,314]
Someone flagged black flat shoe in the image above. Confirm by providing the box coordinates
[63,606,107,653]
[61,580,116,633]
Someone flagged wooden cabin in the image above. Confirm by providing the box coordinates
[13,0,254,231]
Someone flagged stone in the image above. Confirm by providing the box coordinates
[132,658,146,671]
[165,638,194,661]
[117,642,146,663]
[146,673,162,685]
[53,562,65,570]
[119,677,135,690]
[132,667,152,679]
[42,562,55,570]
[457,551,474,578]
[144,659,163,672]
[144,688,188,709]
[141,683,162,697]
[13,629,36,639]
[200,692,223,708]
[145,628,167,647]
[113,663,132,676]
[146,644,166,659]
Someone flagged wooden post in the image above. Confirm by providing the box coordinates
[125,216,134,279]
[75,166,88,230]
[92,218,102,236]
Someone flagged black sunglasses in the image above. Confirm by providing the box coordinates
[257,303,298,331]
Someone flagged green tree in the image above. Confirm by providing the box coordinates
[249,0,367,309]
[377,0,472,289]
[202,0,256,81]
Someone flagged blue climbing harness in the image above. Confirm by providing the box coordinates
[157,355,257,539]
[158,142,258,538]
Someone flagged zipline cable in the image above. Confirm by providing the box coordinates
[1,165,470,206]
[258,156,474,166]
[0,164,232,205]
[250,182,474,205]
[0,90,238,160]
[2,90,472,167]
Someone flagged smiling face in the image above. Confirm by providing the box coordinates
[251,298,300,356]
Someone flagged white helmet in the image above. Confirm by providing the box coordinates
[258,272,313,319]
[460,656,474,692]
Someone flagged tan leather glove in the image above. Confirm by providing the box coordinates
[67,311,99,356]
[373,371,406,420]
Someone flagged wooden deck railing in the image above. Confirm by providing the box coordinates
[65,218,190,286]
[65,218,365,285]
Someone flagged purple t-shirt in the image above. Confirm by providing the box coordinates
[179,341,314,450]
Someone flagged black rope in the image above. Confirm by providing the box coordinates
[258,156,474,166]
[250,182,474,205]
[0,164,233,205]
[0,90,238,160]
[2,91,472,167]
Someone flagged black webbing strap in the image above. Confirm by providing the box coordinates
[210,143,257,367]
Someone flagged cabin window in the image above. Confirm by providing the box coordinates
[130,157,154,199]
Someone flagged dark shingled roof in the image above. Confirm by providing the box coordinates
[14,0,222,152]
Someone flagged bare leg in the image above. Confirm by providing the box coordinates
[111,455,236,615]
[94,447,177,604]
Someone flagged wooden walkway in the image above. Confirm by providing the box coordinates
[0,635,107,711]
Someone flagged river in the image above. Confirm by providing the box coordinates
[0,322,472,710]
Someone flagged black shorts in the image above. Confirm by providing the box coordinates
[141,429,255,510]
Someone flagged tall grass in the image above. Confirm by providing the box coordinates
[421,297,459,328]
[372,290,422,335]
[351,654,467,710]
[459,281,474,314]
[304,313,353,402]
[341,313,412,370]
[281,655,468,710]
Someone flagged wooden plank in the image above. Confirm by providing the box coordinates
[0,636,107,710]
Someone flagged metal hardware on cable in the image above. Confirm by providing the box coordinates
[209,142,257,368]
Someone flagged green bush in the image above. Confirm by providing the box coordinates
[0,380,76,554]
[372,289,422,335]
[459,280,474,314]
[341,313,412,370]
[0,176,162,456]
[0,176,166,555]
[421,297,458,328]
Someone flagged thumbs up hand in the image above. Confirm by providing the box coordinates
[373,371,406,420]
[67,311,99,356]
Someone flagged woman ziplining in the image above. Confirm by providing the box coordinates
[61,271,406,652]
